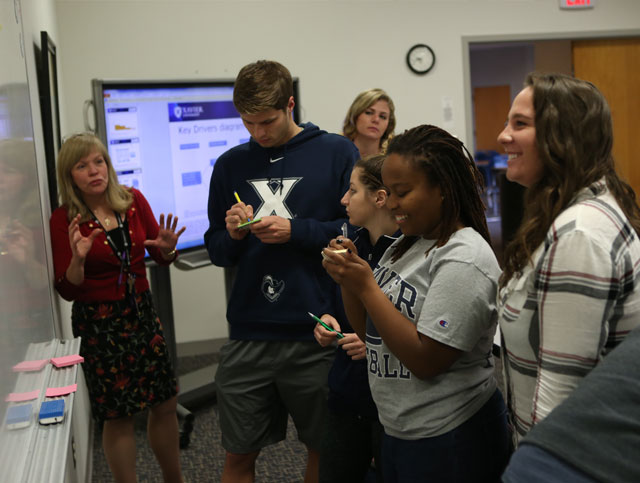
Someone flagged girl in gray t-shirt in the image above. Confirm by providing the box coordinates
[322,124,510,482]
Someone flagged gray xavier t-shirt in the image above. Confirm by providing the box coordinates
[366,227,501,439]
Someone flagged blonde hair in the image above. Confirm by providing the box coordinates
[56,132,132,220]
[343,88,396,152]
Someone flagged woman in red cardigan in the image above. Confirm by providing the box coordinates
[50,133,185,482]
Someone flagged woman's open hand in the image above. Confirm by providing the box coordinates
[68,214,101,260]
[144,213,186,258]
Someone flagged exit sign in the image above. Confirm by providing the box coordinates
[560,0,595,8]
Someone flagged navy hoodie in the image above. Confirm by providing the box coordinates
[328,227,401,419]
[204,122,359,340]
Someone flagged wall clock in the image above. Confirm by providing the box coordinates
[406,44,436,75]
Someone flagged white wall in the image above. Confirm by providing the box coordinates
[54,0,640,344]
[166,263,228,343]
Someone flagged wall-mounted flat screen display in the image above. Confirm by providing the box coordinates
[91,79,300,257]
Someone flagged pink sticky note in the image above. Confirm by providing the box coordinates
[46,384,77,397]
[50,355,84,368]
[5,390,40,402]
[12,359,50,372]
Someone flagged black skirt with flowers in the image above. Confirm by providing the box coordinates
[71,290,178,423]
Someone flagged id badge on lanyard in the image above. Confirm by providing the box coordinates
[117,248,138,314]
[92,210,139,315]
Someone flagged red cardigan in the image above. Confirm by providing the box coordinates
[50,188,174,302]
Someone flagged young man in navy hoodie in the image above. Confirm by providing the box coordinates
[204,60,359,482]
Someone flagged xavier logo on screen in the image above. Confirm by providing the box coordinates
[168,102,227,122]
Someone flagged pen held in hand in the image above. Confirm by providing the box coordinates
[308,312,345,339]
[234,191,252,222]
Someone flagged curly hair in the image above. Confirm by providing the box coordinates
[500,72,640,285]
[385,124,489,262]
[343,88,396,152]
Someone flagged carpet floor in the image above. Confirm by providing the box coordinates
[91,354,504,482]
[91,354,309,482]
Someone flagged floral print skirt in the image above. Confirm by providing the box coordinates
[71,290,178,423]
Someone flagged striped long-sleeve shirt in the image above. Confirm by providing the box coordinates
[498,179,640,444]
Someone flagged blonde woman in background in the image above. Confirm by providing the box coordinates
[343,88,396,157]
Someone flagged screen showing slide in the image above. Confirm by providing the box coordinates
[100,85,251,253]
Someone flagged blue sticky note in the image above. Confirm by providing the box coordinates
[39,399,65,424]
[6,404,32,429]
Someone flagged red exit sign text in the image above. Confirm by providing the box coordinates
[560,0,595,9]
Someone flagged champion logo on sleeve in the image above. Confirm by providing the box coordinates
[438,320,449,329]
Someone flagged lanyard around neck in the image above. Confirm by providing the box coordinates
[88,209,132,272]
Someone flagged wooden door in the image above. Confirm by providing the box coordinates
[573,38,640,194]
[473,85,511,152]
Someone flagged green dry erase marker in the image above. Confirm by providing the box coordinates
[308,312,345,339]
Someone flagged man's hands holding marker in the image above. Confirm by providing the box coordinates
[232,191,262,229]
[225,199,255,240]
[225,191,290,244]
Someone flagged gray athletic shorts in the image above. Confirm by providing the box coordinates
[215,339,334,454]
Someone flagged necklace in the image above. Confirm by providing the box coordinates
[93,208,111,227]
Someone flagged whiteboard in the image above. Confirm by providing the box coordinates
[0,0,56,422]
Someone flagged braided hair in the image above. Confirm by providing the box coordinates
[385,124,489,262]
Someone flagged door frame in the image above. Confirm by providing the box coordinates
[462,28,640,154]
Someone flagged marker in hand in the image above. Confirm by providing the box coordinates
[308,312,345,339]
[234,191,252,222]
